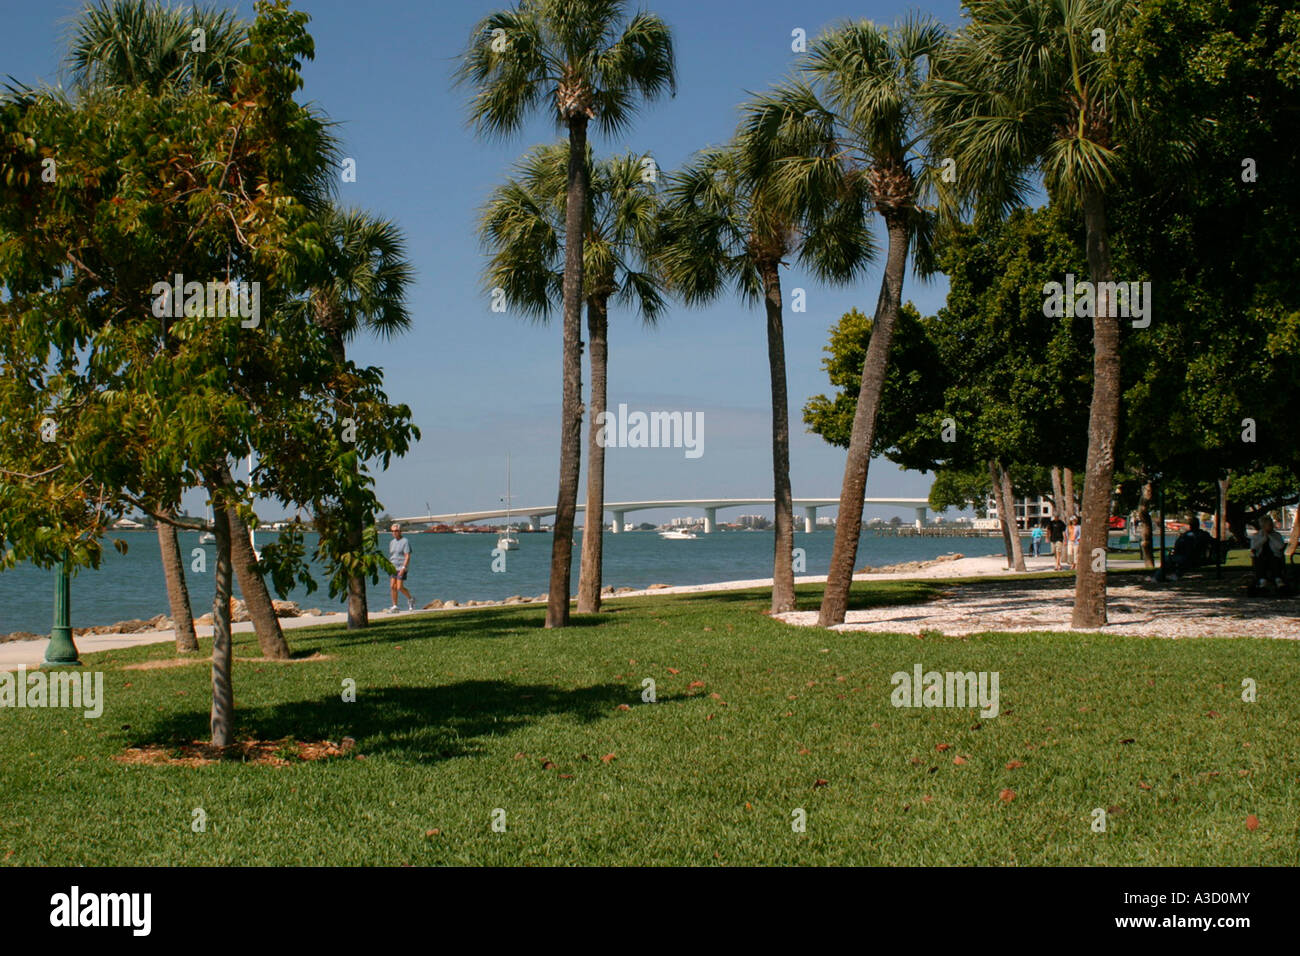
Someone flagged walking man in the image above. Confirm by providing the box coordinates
[388,522,414,612]
[1048,514,1067,571]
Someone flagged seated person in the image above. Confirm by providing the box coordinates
[1154,517,1214,582]
[1249,516,1287,594]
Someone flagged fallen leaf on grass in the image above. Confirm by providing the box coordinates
[1246,815,1260,831]
[813,779,828,788]
[953,756,967,766]
[425,829,440,837]
[667,667,680,675]
[541,760,555,770]
[798,748,810,756]
[921,795,933,805]
[1005,760,1025,770]
[1205,710,1220,718]
[601,753,616,763]
[936,743,951,752]
[688,681,705,689]
[616,704,630,711]
[1138,780,1152,790]
[999,789,1016,803]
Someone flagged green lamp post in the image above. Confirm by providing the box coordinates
[42,550,81,667]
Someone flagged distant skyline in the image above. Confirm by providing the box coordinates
[3,0,971,526]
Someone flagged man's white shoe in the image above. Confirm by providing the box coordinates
[386,605,398,612]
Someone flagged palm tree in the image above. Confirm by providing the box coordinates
[69,0,246,95]
[458,0,675,628]
[925,0,1142,627]
[306,207,414,629]
[658,133,872,614]
[480,143,665,614]
[744,17,945,625]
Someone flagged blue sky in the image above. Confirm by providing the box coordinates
[4,0,968,525]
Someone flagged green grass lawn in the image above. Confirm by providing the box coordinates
[3,576,1297,866]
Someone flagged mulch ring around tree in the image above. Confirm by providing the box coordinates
[113,735,359,767]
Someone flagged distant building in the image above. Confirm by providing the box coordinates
[985,493,1059,530]
[737,514,770,530]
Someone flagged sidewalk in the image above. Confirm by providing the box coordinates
[0,611,349,671]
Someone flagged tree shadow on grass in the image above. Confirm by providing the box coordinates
[132,680,695,764]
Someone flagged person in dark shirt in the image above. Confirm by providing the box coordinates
[1048,517,1067,571]
[1153,517,1214,582]
[1249,516,1287,594]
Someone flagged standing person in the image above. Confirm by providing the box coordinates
[1249,516,1287,594]
[387,522,414,612]
[1067,516,1082,569]
[1048,514,1067,571]
[1030,520,1046,558]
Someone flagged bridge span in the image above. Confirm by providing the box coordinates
[394,497,932,534]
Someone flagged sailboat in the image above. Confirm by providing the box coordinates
[199,502,215,544]
[497,453,520,551]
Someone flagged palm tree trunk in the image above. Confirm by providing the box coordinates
[760,259,796,614]
[208,482,234,748]
[577,296,609,614]
[998,461,1027,572]
[218,466,291,659]
[1286,503,1299,558]
[1063,468,1077,520]
[1138,480,1155,568]
[156,503,199,652]
[818,215,910,626]
[1050,466,1066,523]
[989,460,1014,567]
[1219,475,1232,544]
[545,115,590,629]
[1071,189,1122,629]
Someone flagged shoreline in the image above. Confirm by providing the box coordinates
[0,553,1161,670]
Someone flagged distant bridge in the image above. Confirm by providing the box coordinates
[394,497,932,534]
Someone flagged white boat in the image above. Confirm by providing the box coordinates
[659,529,698,540]
[497,452,520,551]
[199,532,215,544]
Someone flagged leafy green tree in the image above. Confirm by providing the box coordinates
[1114,0,1300,549]
[480,142,664,613]
[0,0,415,746]
[458,0,675,628]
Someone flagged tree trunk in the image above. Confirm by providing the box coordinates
[1071,188,1122,629]
[1138,480,1155,569]
[760,259,796,614]
[1219,475,1232,544]
[209,483,234,748]
[1050,466,1066,523]
[1287,503,1300,558]
[157,503,199,653]
[998,461,1027,572]
[819,215,910,626]
[545,115,590,629]
[989,460,1014,568]
[577,296,608,614]
[218,466,291,659]
[329,331,368,631]
[1063,468,1077,521]
[344,522,368,629]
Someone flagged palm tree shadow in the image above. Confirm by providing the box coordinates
[136,680,680,764]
